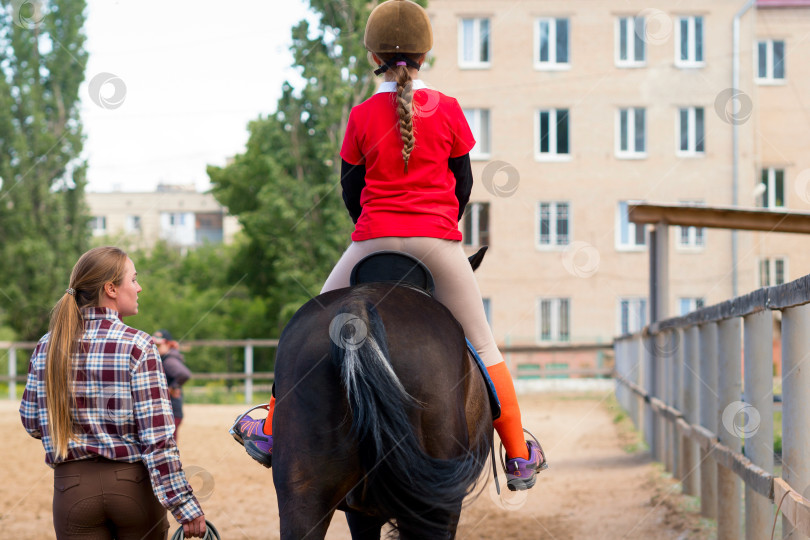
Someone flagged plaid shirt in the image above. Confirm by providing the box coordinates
[19,307,202,523]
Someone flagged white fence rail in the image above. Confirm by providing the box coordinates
[614,275,810,539]
[0,339,279,404]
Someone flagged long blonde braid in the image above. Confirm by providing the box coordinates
[393,64,415,174]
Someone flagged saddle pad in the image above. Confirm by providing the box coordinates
[349,251,435,295]
[466,338,501,420]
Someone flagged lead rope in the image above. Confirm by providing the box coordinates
[170,520,221,540]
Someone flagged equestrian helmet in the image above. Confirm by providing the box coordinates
[364,0,433,54]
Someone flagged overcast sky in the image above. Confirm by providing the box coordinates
[81,0,311,193]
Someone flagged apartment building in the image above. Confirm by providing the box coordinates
[423,0,810,371]
[86,184,239,251]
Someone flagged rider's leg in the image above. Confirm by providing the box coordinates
[400,238,531,461]
[262,395,275,436]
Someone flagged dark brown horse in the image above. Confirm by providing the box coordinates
[272,251,493,539]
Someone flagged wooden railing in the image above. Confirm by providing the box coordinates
[614,275,810,539]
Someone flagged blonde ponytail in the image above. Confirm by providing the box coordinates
[45,292,83,459]
[393,64,415,174]
[44,246,128,460]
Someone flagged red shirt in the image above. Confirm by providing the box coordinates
[341,82,476,241]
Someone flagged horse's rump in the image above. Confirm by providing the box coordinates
[272,284,491,537]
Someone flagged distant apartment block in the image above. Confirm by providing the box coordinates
[425,0,810,374]
[86,185,239,250]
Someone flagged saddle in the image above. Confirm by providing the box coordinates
[349,251,501,420]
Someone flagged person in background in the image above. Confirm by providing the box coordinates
[153,329,191,442]
[20,246,206,539]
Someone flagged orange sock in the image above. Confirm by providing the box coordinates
[263,396,275,436]
[487,362,529,460]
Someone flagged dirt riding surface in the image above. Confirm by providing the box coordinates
[1,392,710,539]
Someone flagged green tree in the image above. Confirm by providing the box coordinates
[127,242,274,373]
[0,0,89,339]
[209,0,427,335]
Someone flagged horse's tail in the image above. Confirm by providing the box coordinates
[330,299,487,535]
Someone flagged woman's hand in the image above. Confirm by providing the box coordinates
[183,515,206,538]
[169,387,182,399]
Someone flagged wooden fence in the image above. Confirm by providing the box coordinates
[614,275,810,539]
[2,340,612,404]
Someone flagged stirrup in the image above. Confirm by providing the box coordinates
[498,428,548,473]
[228,403,270,444]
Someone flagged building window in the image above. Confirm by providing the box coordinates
[676,16,704,67]
[169,213,186,227]
[482,298,492,327]
[677,224,705,249]
[536,109,569,159]
[463,202,489,247]
[616,107,646,157]
[463,108,491,158]
[538,298,570,342]
[537,202,570,248]
[459,18,491,68]
[89,216,107,236]
[759,257,787,287]
[677,107,705,156]
[616,201,646,250]
[616,16,645,66]
[675,201,705,249]
[757,40,785,82]
[618,298,647,334]
[679,297,705,315]
[125,215,141,233]
[759,168,785,209]
[535,18,570,69]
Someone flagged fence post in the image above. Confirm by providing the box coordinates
[717,317,741,540]
[672,328,683,481]
[8,346,16,401]
[244,342,254,405]
[681,325,700,496]
[643,334,656,456]
[614,340,625,411]
[632,336,642,429]
[781,304,810,540]
[699,322,718,520]
[655,330,674,473]
[743,310,774,540]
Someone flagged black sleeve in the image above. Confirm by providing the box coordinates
[449,153,473,221]
[340,159,366,224]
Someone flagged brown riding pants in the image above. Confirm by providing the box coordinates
[52,458,169,540]
[321,237,505,368]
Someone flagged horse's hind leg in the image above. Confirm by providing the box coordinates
[396,506,462,540]
[345,511,386,539]
[277,499,335,540]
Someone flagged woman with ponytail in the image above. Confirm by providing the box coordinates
[232,0,547,492]
[20,247,206,538]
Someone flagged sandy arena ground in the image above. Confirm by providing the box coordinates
[0,392,710,539]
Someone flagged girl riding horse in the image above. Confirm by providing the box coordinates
[233,0,547,492]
